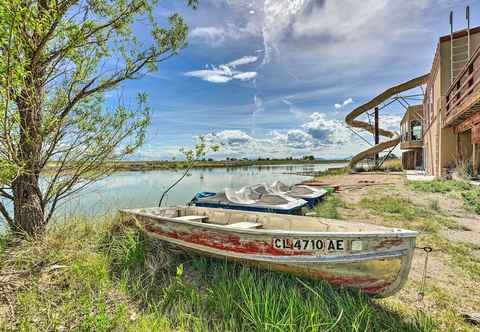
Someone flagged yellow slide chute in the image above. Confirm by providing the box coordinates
[345,74,430,168]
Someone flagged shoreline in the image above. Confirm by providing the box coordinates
[44,159,349,172]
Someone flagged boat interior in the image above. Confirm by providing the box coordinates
[200,191,300,206]
[252,182,325,198]
[127,206,405,233]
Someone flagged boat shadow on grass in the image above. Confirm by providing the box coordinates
[103,225,437,332]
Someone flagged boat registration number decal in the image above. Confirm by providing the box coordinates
[272,238,345,251]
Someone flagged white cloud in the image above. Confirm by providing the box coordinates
[184,55,258,84]
[190,27,226,46]
[302,112,352,145]
[200,108,359,158]
[205,130,253,147]
[282,98,309,120]
[228,56,258,67]
[190,21,259,47]
[286,129,315,149]
[380,115,402,131]
[343,97,353,106]
[233,72,258,81]
[253,95,264,115]
[184,68,233,83]
[334,97,353,109]
[204,0,437,90]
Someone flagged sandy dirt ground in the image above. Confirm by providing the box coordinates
[317,172,480,329]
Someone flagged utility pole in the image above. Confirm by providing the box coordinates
[450,11,453,84]
[467,6,470,60]
[374,107,379,166]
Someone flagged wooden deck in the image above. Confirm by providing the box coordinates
[400,140,423,150]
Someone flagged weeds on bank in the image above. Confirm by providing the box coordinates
[358,196,462,232]
[382,159,403,172]
[0,219,443,331]
[421,232,480,281]
[461,190,480,214]
[408,179,480,215]
[408,180,472,193]
[317,166,351,177]
[311,195,347,219]
[354,159,403,172]
[0,234,9,255]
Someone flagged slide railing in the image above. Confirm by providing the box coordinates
[345,74,430,169]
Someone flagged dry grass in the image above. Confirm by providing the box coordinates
[382,159,403,171]
[0,217,445,331]
[317,173,480,331]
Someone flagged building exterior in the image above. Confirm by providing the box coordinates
[400,105,423,170]
[401,25,480,177]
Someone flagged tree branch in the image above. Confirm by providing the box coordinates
[158,163,194,207]
[0,189,13,200]
[0,201,13,227]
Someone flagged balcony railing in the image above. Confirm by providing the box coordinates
[400,131,423,150]
[444,45,480,127]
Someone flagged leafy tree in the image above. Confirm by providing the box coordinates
[0,0,197,235]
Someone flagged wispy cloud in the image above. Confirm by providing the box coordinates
[228,56,258,67]
[282,99,309,120]
[190,22,258,47]
[190,26,226,46]
[184,55,258,84]
[334,97,353,109]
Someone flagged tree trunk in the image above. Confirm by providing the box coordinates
[12,174,44,235]
[12,77,45,235]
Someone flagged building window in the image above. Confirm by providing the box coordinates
[411,120,422,141]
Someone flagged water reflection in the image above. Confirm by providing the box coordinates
[8,163,346,220]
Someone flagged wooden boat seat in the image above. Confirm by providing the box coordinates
[225,222,263,229]
[173,215,209,223]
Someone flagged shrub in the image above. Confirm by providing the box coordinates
[312,196,346,219]
[408,180,472,193]
[462,189,480,214]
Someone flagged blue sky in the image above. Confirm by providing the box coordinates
[110,0,479,160]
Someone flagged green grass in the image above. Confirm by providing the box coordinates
[0,218,446,331]
[310,195,347,219]
[316,166,351,177]
[0,233,8,255]
[422,233,480,281]
[408,179,480,215]
[359,196,426,221]
[381,159,403,172]
[358,196,462,233]
[408,180,472,193]
[461,190,480,214]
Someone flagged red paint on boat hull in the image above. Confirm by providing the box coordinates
[144,224,310,256]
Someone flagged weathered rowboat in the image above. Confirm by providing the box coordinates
[119,206,417,297]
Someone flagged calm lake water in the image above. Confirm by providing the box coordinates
[57,163,346,218]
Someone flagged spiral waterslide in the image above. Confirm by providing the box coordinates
[345,74,430,169]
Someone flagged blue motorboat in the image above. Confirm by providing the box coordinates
[190,187,308,215]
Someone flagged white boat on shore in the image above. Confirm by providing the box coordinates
[251,181,328,208]
[120,206,417,297]
[190,187,308,214]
